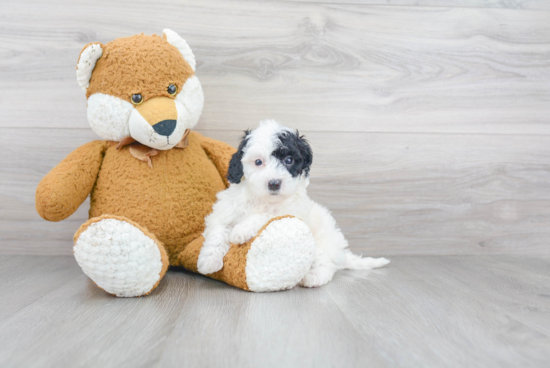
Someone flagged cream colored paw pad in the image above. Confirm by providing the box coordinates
[246,217,316,292]
[74,219,163,297]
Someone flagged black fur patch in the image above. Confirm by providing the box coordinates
[226,130,250,184]
[272,130,313,177]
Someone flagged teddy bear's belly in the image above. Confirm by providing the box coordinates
[89,143,226,260]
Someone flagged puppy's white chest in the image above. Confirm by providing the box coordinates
[247,196,304,220]
[251,201,282,216]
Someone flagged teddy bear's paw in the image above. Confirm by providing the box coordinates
[245,216,316,292]
[299,266,336,288]
[74,217,166,297]
[197,248,225,275]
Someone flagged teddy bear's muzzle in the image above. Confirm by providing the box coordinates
[128,96,189,150]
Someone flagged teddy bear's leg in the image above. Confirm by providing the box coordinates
[175,216,316,292]
[73,215,169,297]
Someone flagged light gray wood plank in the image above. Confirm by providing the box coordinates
[284,0,550,11]
[0,218,87,255]
[2,1,549,257]
[402,256,550,335]
[0,256,79,323]
[0,265,388,368]
[0,0,549,134]
[482,255,550,278]
[0,255,548,367]
[2,128,549,256]
[325,256,550,368]
[155,273,388,367]
[0,268,193,368]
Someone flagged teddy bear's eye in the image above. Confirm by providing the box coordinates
[131,94,143,105]
[167,84,177,96]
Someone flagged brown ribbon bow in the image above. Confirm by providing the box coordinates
[116,129,190,168]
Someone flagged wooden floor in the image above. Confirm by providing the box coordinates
[0,255,548,368]
[1,1,549,367]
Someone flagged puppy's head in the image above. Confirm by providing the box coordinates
[227,120,313,200]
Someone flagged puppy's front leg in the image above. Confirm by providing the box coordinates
[229,213,271,245]
[198,199,236,275]
[197,226,231,275]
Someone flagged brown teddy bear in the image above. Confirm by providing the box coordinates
[35,30,315,297]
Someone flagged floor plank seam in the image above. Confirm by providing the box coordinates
[400,259,550,339]
[148,278,196,368]
[323,286,394,365]
[0,274,82,327]
[5,127,550,138]
[279,1,550,12]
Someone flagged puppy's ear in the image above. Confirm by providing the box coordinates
[296,130,313,176]
[227,130,251,184]
[227,152,244,184]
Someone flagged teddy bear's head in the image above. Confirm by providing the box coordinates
[76,29,204,150]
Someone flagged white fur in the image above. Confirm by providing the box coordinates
[76,43,103,92]
[74,218,163,297]
[87,93,133,141]
[163,29,196,71]
[198,120,390,288]
[86,76,203,145]
[175,75,204,130]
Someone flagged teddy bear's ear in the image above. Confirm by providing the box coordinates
[76,42,103,93]
[162,29,196,72]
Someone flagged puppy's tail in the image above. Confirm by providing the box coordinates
[343,251,390,270]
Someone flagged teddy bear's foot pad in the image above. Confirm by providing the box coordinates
[245,216,316,292]
[74,217,166,297]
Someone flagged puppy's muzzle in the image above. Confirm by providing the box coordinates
[268,179,282,191]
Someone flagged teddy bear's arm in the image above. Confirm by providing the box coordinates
[36,140,108,222]
[197,133,237,188]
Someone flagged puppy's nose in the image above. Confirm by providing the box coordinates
[152,119,176,136]
[268,179,282,191]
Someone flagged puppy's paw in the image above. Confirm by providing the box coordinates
[229,223,259,245]
[299,267,335,288]
[197,250,224,275]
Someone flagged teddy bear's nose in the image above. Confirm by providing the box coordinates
[152,120,177,136]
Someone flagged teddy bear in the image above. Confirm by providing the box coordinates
[35,30,316,297]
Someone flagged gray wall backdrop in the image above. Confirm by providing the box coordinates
[1,0,549,255]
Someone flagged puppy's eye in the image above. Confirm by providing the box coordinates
[131,94,143,105]
[284,156,294,165]
[255,159,263,166]
[167,84,177,96]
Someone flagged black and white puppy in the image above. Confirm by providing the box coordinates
[197,120,389,287]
